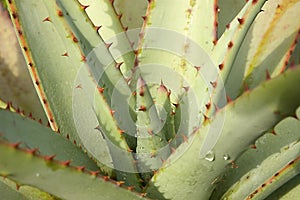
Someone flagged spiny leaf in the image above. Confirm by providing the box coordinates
[222,140,300,199]
[0,141,145,200]
[211,0,267,86]
[226,0,300,99]
[217,0,246,38]
[0,177,58,200]
[0,108,99,171]
[113,0,148,31]
[62,0,135,76]
[57,0,138,145]
[0,3,46,121]
[135,77,170,177]
[6,0,114,175]
[146,66,300,200]
[212,108,300,199]
[265,174,300,200]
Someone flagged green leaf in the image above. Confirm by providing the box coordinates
[0,4,46,121]
[6,0,114,174]
[211,0,267,85]
[222,140,300,199]
[265,174,300,200]
[0,142,145,200]
[113,0,148,30]
[146,66,300,200]
[0,177,58,200]
[0,109,99,171]
[212,107,300,199]
[217,0,246,38]
[226,0,300,99]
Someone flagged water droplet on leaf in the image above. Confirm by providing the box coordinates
[205,150,215,162]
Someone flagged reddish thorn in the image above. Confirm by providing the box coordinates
[76,84,82,89]
[66,134,70,139]
[95,25,102,32]
[115,62,123,69]
[110,110,116,115]
[142,16,147,20]
[244,83,249,92]
[25,148,38,155]
[81,55,87,62]
[134,58,139,67]
[226,95,232,103]
[61,160,71,166]
[16,108,20,113]
[97,87,104,93]
[9,142,21,148]
[139,105,147,111]
[119,129,125,135]
[127,148,133,152]
[226,24,230,29]
[214,20,218,27]
[61,52,69,57]
[266,69,271,80]
[80,4,89,10]
[124,26,128,31]
[105,42,113,49]
[213,39,218,45]
[183,86,189,92]
[140,193,147,197]
[237,18,244,25]
[171,111,176,115]
[204,114,210,122]
[219,63,224,70]
[73,140,77,145]
[116,181,125,187]
[42,17,51,22]
[252,0,258,4]
[210,81,217,88]
[28,112,33,119]
[271,130,276,135]
[57,10,63,17]
[173,103,179,108]
[72,35,79,43]
[194,66,201,71]
[167,89,171,97]
[47,122,51,127]
[205,102,211,110]
[44,154,56,161]
[117,14,122,19]
[5,102,12,110]
[228,41,233,49]
[133,50,139,56]
[76,166,85,172]
[103,176,110,181]
[251,144,257,149]
[127,186,135,191]
[90,171,100,176]
[16,184,20,191]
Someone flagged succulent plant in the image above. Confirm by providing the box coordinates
[0,0,300,199]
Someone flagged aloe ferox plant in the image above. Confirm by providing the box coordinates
[0,0,300,199]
